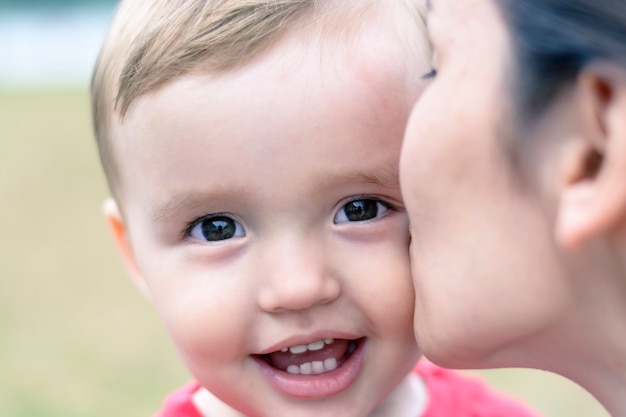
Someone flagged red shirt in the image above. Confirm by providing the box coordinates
[155,359,540,417]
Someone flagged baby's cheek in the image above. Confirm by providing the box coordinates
[365,247,414,323]
[157,297,231,359]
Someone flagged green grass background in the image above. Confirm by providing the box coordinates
[0,89,610,417]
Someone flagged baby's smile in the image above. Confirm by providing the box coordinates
[252,337,367,398]
[260,338,360,375]
[252,336,366,398]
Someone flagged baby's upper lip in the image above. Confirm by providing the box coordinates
[255,331,362,355]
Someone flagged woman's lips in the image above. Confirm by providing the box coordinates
[253,338,365,398]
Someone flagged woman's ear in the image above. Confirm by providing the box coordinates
[556,63,626,250]
[103,198,152,300]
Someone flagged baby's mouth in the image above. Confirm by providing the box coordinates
[257,338,360,375]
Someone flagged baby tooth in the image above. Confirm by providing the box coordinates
[307,340,325,351]
[281,347,288,353]
[285,338,334,355]
[312,361,324,374]
[324,357,338,371]
[286,359,338,375]
[289,344,307,354]
[300,362,313,375]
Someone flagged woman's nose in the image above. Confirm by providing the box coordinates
[257,236,341,313]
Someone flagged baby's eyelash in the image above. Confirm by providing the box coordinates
[422,68,438,79]
[181,212,230,239]
[345,195,401,212]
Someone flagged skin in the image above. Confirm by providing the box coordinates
[400,0,626,415]
[400,0,571,367]
[105,14,429,417]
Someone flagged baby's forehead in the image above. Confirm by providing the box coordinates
[110,0,427,119]
[110,38,414,202]
[98,0,429,200]
[116,13,421,125]
[116,28,414,131]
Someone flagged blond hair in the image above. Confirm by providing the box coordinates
[91,0,428,198]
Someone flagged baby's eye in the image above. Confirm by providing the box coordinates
[422,68,437,79]
[334,199,391,224]
[188,215,245,242]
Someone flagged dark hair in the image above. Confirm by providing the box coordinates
[495,0,626,120]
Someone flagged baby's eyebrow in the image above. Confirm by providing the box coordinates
[150,169,399,222]
[320,167,401,191]
[151,193,208,223]
[151,186,252,223]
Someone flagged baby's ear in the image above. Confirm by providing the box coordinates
[103,198,152,300]
[555,63,626,250]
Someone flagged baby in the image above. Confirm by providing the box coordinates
[91,0,541,416]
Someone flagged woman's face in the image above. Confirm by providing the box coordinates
[400,0,573,368]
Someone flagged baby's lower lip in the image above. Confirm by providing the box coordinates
[253,338,366,399]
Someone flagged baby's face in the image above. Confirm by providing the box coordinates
[109,23,428,417]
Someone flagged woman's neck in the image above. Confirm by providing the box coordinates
[522,278,626,417]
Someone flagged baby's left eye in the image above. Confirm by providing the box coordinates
[188,215,245,242]
[334,199,391,224]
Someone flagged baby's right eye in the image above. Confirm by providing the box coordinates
[422,68,437,79]
[188,215,245,242]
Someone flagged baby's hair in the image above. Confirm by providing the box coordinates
[91,0,428,199]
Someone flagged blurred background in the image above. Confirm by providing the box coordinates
[0,0,611,416]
